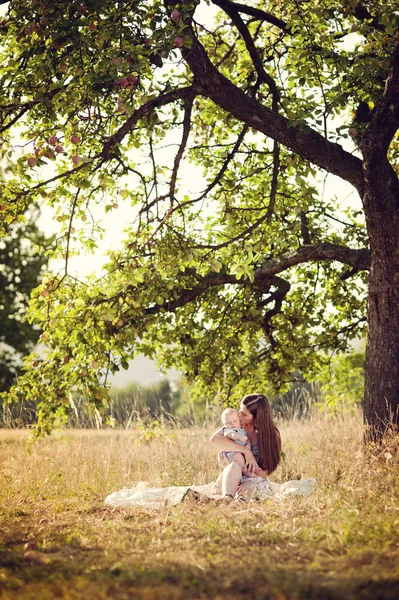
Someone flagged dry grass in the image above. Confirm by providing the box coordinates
[0,413,398,599]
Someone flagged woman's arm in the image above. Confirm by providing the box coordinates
[210,429,259,470]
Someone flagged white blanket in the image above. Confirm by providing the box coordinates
[104,478,316,509]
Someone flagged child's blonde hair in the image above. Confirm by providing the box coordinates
[221,407,239,424]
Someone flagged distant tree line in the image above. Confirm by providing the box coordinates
[1,351,364,429]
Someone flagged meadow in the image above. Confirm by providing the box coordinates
[0,413,398,599]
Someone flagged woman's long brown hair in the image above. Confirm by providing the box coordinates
[242,393,281,475]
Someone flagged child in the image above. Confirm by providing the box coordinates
[220,407,251,468]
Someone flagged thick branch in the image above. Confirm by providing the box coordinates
[255,243,370,280]
[0,106,30,135]
[174,16,364,194]
[144,243,369,316]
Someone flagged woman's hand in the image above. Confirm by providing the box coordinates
[243,449,259,475]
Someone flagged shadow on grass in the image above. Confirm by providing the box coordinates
[1,548,398,600]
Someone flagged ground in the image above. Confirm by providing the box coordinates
[0,416,398,599]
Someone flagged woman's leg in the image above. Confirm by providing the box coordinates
[216,462,242,497]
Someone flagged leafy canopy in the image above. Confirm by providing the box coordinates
[1,0,395,434]
[0,211,51,392]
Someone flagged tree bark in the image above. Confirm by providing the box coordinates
[360,43,399,439]
[362,156,399,439]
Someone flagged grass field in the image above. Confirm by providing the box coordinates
[0,414,398,599]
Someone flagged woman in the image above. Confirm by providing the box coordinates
[210,393,281,502]
[105,392,315,509]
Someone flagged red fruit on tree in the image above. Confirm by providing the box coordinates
[49,135,58,146]
[117,78,128,88]
[54,145,63,153]
[53,39,63,50]
[70,134,80,144]
[127,75,138,85]
[174,36,184,48]
[72,155,82,165]
[171,9,181,21]
[27,157,37,167]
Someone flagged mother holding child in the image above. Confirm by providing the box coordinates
[211,393,281,503]
[104,391,315,509]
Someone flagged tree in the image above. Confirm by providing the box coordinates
[0,0,398,440]
[0,211,51,392]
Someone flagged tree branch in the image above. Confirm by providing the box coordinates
[214,0,280,99]
[173,8,364,194]
[101,85,200,159]
[191,123,249,204]
[110,242,368,323]
[266,140,279,220]
[362,40,399,155]
[170,96,194,200]
[255,243,370,280]
[352,2,385,32]
[262,275,291,349]
[212,0,288,33]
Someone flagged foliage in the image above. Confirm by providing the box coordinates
[1,378,183,428]
[1,0,399,435]
[318,349,365,413]
[271,374,320,420]
[136,419,168,444]
[0,208,52,392]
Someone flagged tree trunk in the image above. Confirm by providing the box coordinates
[363,157,399,440]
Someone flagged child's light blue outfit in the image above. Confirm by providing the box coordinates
[222,426,248,463]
